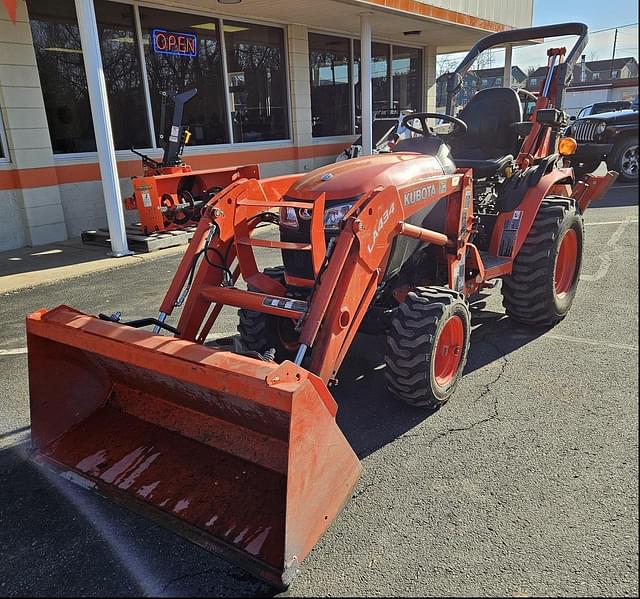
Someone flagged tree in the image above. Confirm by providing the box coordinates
[436,54,457,77]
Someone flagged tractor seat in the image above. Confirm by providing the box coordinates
[454,155,514,179]
[450,87,523,179]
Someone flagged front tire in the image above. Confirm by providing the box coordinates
[608,138,638,183]
[385,287,471,409]
[237,266,299,362]
[502,198,584,327]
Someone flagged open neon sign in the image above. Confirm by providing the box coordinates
[152,29,197,57]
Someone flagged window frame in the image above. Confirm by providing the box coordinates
[0,108,9,163]
[39,0,293,160]
[308,27,424,137]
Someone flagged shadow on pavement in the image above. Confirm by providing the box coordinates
[334,308,546,460]
[0,241,115,279]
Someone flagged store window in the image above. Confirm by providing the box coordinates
[139,8,229,146]
[224,21,289,142]
[27,0,96,153]
[308,33,351,137]
[95,0,149,149]
[354,42,391,117]
[27,0,147,153]
[392,45,422,111]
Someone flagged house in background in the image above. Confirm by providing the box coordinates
[435,65,527,111]
[524,57,639,116]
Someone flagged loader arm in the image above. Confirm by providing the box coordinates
[160,168,471,384]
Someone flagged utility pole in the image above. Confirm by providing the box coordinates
[610,28,618,78]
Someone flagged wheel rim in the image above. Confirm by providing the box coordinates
[433,315,465,387]
[621,145,638,178]
[554,228,578,297]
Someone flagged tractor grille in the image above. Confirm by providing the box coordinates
[572,120,598,142]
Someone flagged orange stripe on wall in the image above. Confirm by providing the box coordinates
[0,142,350,191]
[359,0,511,33]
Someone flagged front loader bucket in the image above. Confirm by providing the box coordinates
[26,306,361,588]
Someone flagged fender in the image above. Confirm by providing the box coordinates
[489,167,574,259]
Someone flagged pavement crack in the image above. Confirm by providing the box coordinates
[397,326,510,449]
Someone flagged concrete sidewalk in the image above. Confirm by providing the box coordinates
[0,237,187,294]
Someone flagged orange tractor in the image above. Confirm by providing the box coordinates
[26,23,616,588]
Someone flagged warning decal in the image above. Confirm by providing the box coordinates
[262,297,307,313]
[498,210,522,257]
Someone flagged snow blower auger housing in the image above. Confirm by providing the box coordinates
[27,22,617,589]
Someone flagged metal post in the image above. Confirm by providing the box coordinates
[74,0,132,256]
[360,13,373,156]
[610,28,618,78]
[503,44,512,88]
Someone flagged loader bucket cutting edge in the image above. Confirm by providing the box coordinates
[26,306,361,588]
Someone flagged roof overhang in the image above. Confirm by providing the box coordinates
[153,0,521,51]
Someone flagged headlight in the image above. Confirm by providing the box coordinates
[323,202,354,230]
[595,122,607,135]
[280,206,298,228]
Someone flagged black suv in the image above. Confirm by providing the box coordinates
[566,100,639,182]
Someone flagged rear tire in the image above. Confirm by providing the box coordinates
[385,287,471,409]
[237,266,299,362]
[502,198,584,327]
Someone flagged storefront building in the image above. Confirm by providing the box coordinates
[0,0,532,251]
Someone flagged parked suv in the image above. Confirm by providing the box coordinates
[571,100,631,120]
[566,104,639,182]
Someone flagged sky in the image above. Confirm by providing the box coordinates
[438,0,639,74]
[533,0,638,31]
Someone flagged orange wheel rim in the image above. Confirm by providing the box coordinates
[555,228,578,297]
[433,315,464,387]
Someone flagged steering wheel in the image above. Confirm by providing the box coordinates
[401,112,467,137]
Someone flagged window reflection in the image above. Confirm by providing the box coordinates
[140,8,229,146]
[392,45,422,111]
[309,33,351,137]
[27,0,148,153]
[95,0,149,149]
[27,0,96,153]
[224,21,289,142]
[354,41,392,120]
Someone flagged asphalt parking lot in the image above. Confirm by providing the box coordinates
[0,183,638,597]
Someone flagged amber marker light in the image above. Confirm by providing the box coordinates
[559,137,578,156]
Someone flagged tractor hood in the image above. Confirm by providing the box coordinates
[288,153,447,203]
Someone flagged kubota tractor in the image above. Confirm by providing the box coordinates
[26,23,616,588]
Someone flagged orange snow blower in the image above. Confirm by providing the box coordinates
[124,88,259,234]
[27,23,616,589]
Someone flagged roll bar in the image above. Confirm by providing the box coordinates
[446,22,589,115]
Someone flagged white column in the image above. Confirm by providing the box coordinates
[503,44,513,88]
[360,13,373,156]
[75,0,132,256]
[424,46,437,113]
